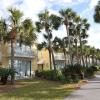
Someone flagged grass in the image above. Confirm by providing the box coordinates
[0,78,76,100]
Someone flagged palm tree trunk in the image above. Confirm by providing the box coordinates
[45,29,56,71]
[63,49,67,67]
[79,35,85,79]
[51,50,56,71]
[88,56,90,65]
[50,39,56,71]
[86,56,88,67]
[11,39,15,84]
[48,49,52,70]
[65,24,71,65]
[75,40,79,64]
[92,55,95,65]
[79,35,85,67]
[96,58,98,65]
[71,53,74,65]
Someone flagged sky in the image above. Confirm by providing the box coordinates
[0,0,100,48]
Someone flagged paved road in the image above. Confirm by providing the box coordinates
[64,75,100,100]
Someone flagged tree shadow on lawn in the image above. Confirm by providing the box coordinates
[0,78,74,100]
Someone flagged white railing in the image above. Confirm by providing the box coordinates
[54,53,65,60]
[14,49,34,58]
[9,45,34,58]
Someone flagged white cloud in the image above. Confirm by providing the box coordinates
[0,0,47,20]
[81,0,99,16]
[18,0,46,21]
[87,26,100,48]
[0,0,100,48]
[89,0,99,9]
[47,0,72,3]
[0,0,15,8]
[59,0,72,3]
[52,25,67,39]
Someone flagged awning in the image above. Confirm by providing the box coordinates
[37,60,44,64]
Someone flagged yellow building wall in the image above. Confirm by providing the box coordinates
[38,49,50,70]
[31,58,37,71]
[0,43,50,71]
[0,43,9,68]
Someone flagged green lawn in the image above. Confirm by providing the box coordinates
[0,78,75,100]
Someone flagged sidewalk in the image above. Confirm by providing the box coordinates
[64,75,100,100]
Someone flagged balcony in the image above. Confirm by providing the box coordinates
[54,53,65,60]
[14,49,34,58]
[9,45,35,58]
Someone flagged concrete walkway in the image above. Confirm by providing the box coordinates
[64,75,100,100]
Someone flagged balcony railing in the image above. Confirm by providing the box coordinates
[54,53,65,60]
[14,49,34,58]
[9,45,35,58]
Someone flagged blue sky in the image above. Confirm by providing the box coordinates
[0,0,100,48]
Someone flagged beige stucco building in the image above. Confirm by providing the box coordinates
[0,43,50,78]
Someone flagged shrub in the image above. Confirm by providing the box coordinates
[35,70,66,82]
[56,70,66,83]
[42,70,56,80]
[35,64,82,83]
[74,64,84,74]
[0,68,9,85]
[35,70,42,77]
[35,70,56,80]
[62,64,82,83]
[0,68,16,85]
[71,74,80,83]
[85,66,97,77]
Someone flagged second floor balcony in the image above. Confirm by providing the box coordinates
[54,53,66,60]
[9,44,35,58]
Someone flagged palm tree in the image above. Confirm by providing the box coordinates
[74,18,89,67]
[80,19,89,67]
[90,47,96,65]
[83,45,91,67]
[95,49,100,65]
[7,8,37,84]
[8,8,23,84]
[19,18,37,47]
[19,18,37,76]
[36,10,61,71]
[73,16,82,64]
[53,37,68,66]
[59,8,76,64]
[37,33,53,70]
[94,1,100,23]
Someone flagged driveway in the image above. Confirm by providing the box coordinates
[64,75,100,100]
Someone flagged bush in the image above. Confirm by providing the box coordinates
[85,66,97,77]
[35,64,83,83]
[0,68,16,85]
[0,68,9,85]
[62,64,82,83]
[74,64,84,74]
[56,70,66,83]
[35,70,56,80]
[42,70,56,80]
[71,74,80,83]
[35,70,66,83]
